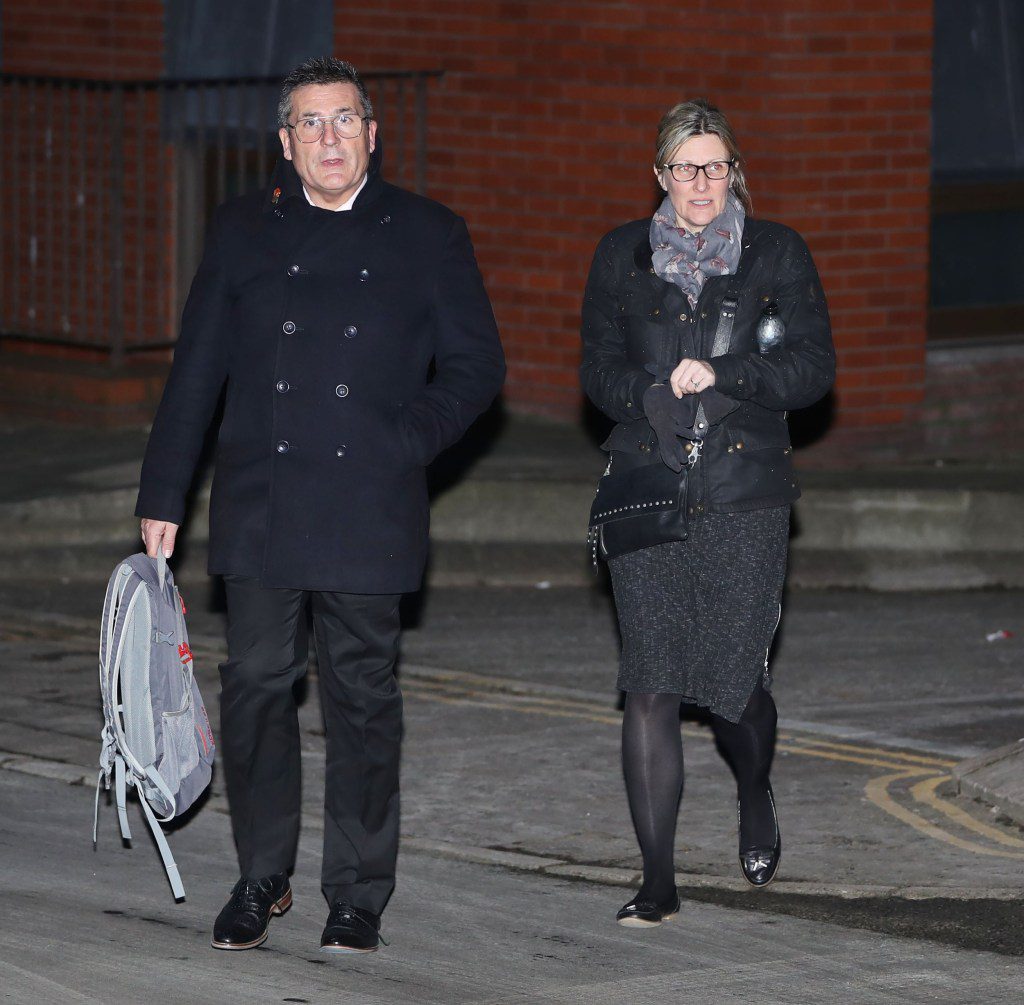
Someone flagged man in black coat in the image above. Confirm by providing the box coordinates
[136,57,505,954]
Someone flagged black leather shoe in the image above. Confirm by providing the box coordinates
[320,902,384,953]
[738,785,781,887]
[615,889,680,927]
[211,873,292,950]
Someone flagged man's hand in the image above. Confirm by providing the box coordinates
[140,519,180,559]
[669,358,716,397]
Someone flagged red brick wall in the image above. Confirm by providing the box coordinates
[1,1,170,361]
[923,342,1024,460]
[335,0,933,432]
[1,1,934,441]
[2,0,163,77]
[757,4,933,434]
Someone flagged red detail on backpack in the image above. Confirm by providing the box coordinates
[178,642,193,665]
[179,594,187,615]
[196,706,215,755]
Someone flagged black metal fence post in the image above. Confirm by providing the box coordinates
[0,70,443,361]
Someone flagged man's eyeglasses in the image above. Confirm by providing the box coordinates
[662,160,735,183]
[287,112,370,143]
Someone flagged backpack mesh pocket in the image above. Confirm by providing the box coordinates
[160,700,200,794]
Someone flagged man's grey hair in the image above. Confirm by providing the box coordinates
[654,99,752,214]
[277,57,374,128]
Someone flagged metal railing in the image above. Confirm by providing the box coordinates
[0,71,442,363]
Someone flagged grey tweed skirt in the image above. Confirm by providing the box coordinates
[608,506,790,723]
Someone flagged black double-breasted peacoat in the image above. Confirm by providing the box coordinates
[136,146,505,593]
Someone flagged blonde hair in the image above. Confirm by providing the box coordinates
[655,99,752,214]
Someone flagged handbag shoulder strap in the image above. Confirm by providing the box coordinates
[692,274,744,437]
[709,274,744,358]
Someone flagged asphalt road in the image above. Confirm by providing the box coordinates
[1,582,1023,1003]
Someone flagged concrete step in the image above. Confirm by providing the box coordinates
[2,413,1022,590]
[3,470,1024,589]
[954,740,1024,829]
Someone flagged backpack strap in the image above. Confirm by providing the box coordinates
[114,753,132,840]
[93,768,106,847]
[139,766,185,900]
[106,585,151,782]
[93,750,136,847]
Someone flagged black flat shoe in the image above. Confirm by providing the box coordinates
[211,873,292,950]
[738,785,781,887]
[615,889,680,928]
[320,902,384,953]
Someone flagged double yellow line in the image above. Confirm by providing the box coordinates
[403,669,1024,860]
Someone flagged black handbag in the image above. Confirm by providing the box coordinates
[586,277,742,566]
[587,459,690,565]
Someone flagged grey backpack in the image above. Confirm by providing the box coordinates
[94,552,215,899]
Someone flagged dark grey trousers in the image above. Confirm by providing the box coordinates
[219,575,403,914]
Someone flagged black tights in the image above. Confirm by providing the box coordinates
[621,682,777,901]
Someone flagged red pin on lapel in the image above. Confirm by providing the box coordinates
[271,187,281,204]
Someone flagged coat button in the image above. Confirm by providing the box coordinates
[380,214,391,224]
[282,321,296,335]
[287,264,301,276]
[344,324,358,339]
[679,313,687,321]
[358,268,370,281]
[335,445,347,458]
[276,380,290,393]
[335,384,350,398]
[276,440,290,453]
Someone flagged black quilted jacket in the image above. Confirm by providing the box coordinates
[580,216,835,514]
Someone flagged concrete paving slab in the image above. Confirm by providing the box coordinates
[3,587,1024,900]
[4,770,1024,1004]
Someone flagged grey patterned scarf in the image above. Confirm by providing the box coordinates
[649,194,746,310]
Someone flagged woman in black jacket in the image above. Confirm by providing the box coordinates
[580,99,834,927]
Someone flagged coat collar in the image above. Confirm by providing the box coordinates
[262,138,385,215]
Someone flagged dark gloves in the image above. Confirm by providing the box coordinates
[642,383,698,472]
[642,371,743,472]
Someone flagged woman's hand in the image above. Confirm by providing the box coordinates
[669,358,716,397]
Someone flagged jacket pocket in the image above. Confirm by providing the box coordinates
[352,403,416,473]
[713,421,797,503]
[600,417,655,456]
